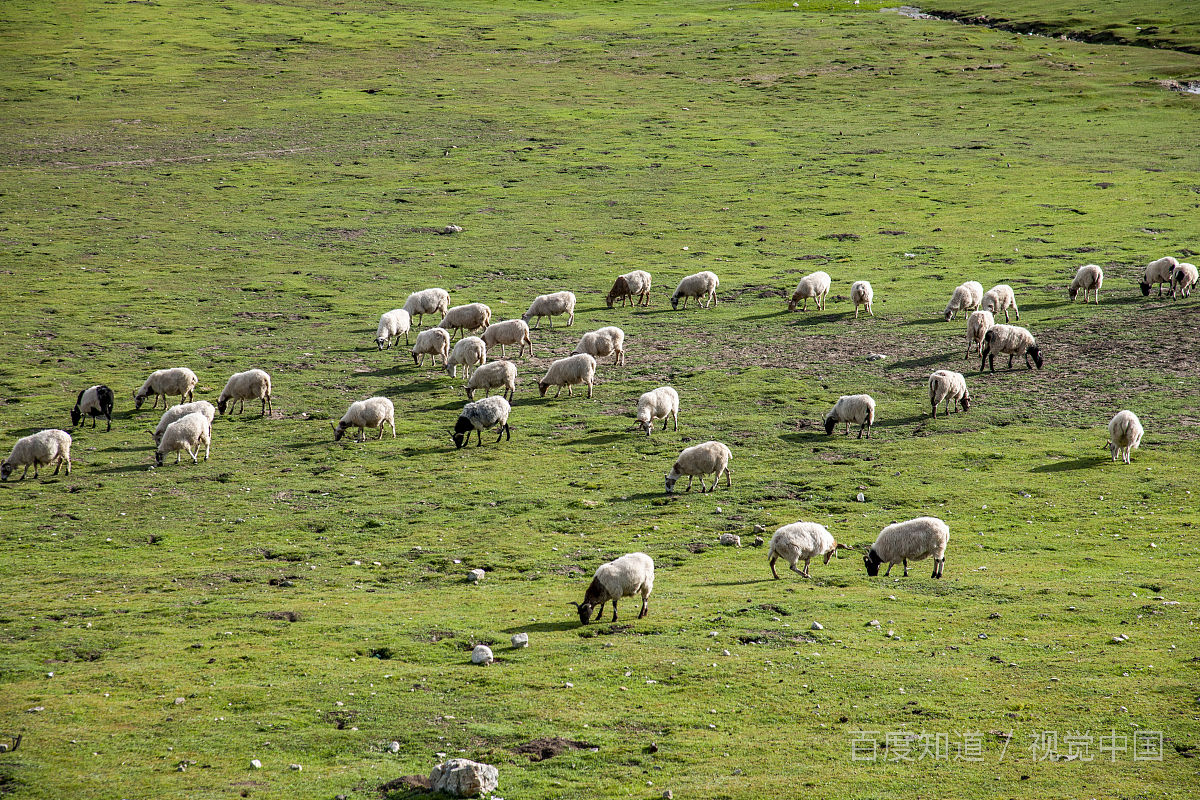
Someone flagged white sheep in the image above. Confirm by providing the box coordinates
[573,326,625,366]
[217,369,273,416]
[332,397,395,442]
[850,280,874,319]
[134,367,198,410]
[980,324,1043,372]
[981,284,1019,323]
[1170,262,1198,299]
[445,336,487,378]
[1,429,72,481]
[402,288,450,328]
[154,412,211,466]
[1106,410,1144,464]
[606,270,652,307]
[452,395,511,448]
[787,271,831,312]
[153,401,216,446]
[412,327,451,367]
[438,303,492,340]
[571,552,654,625]
[965,309,995,359]
[480,319,532,358]
[71,385,115,431]
[943,280,983,321]
[823,394,876,439]
[375,309,411,349]
[1140,256,1178,297]
[521,291,576,328]
[768,522,850,579]
[465,360,517,401]
[1069,264,1103,304]
[634,386,679,436]
[929,370,970,418]
[664,440,731,493]
[670,271,719,310]
[863,516,949,578]
[537,353,596,398]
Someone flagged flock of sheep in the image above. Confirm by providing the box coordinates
[2,255,1191,623]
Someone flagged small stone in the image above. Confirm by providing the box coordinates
[289,763,302,771]
[440,224,464,234]
[471,645,494,665]
[564,682,573,688]
[721,649,731,656]
[868,620,881,628]
[663,792,673,800]
[389,741,401,754]
[855,493,866,502]
[719,533,741,547]
[866,353,887,361]
[467,569,485,584]
[752,536,764,547]
[649,742,659,753]
[988,612,1001,619]
[250,759,262,769]
[752,524,766,534]
[811,622,824,631]
[174,697,185,705]
[511,633,529,649]
[979,633,988,639]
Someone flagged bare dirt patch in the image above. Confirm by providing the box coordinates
[514,737,598,761]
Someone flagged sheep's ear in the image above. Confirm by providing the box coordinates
[329,422,337,431]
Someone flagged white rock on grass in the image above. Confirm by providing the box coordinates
[811,622,824,631]
[719,533,741,547]
[471,645,494,665]
[250,759,262,769]
[289,764,302,771]
[389,741,401,753]
[429,759,499,798]
[468,569,486,584]
[511,633,529,649]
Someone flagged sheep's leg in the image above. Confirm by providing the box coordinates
[566,385,573,397]
[638,594,648,618]
[554,386,562,398]
[476,429,482,447]
[844,422,850,435]
[724,466,731,487]
[931,401,937,419]
[883,562,893,576]
[52,458,62,476]
[587,382,593,398]
[770,556,780,579]
[567,311,574,326]
[1013,305,1019,320]
[594,602,605,622]
[611,600,618,622]
[857,423,864,439]
[176,450,183,464]
[793,560,808,578]
[902,559,909,577]
[685,475,694,492]
[868,303,873,317]
[698,475,708,492]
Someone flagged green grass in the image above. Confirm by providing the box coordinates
[1,0,1198,797]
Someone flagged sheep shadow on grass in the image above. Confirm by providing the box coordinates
[501,620,578,634]
[567,432,630,446]
[1030,456,1107,473]
[703,578,776,587]
[887,352,959,371]
[900,316,950,327]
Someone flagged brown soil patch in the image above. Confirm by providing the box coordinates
[514,737,597,762]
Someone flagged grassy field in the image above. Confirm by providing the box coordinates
[1,0,1198,798]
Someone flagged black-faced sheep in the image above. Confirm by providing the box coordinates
[452,396,511,449]
[823,394,876,439]
[980,324,1042,372]
[863,516,949,579]
[134,368,198,410]
[72,385,114,431]
[571,552,654,625]
[333,397,395,442]
[606,270,652,307]
[537,353,596,398]
[929,370,970,418]
[217,369,273,416]
[671,271,719,310]
[664,440,731,493]
[1140,256,1177,297]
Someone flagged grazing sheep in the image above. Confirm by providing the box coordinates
[445,336,487,378]
[438,303,492,340]
[571,552,654,625]
[1170,262,1198,299]
[332,397,395,442]
[71,385,114,431]
[823,394,876,439]
[965,309,995,359]
[402,288,450,329]
[1106,410,1144,464]
[864,516,950,578]
[465,360,517,401]
[768,522,850,579]
[375,309,411,349]
[850,280,874,319]
[980,324,1043,372]
[981,284,1019,323]
[480,319,532,358]
[412,327,452,367]
[634,386,679,436]
[670,271,719,310]
[537,353,596,398]
[1069,264,1104,304]
[1140,256,1178,297]
[788,271,831,312]
[606,270,652,307]
[1,429,72,481]
[153,401,216,446]
[943,281,983,321]
[134,367,198,410]
[929,370,970,418]
[452,396,511,449]
[217,369,273,416]
[154,412,211,466]
[664,440,731,494]
[521,291,576,328]
[573,326,626,366]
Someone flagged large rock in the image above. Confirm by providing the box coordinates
[429,758,499,797]
[471,645,494,666]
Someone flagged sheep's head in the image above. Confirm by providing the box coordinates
[823,416,836,435]
[787,297,798,312]
[670,295,679,310]
[636,419,652,436]
[664,467,680,494]
[0,462,12,481]
[375,337,389,350]
[1068,285,1080,301]
[537,381,549,397]
[70,406,82,427]
[863,548,881,577]
[331,422,347,442]
[134,392,147,410]
[1029,346,1044,370]
[960,396,971,412]
[217,398,228,415]
[452,416,473,449]
[570,601,594,626]
[943,308,954,322]
[153,450,164,467]
[1139,281,1151,297]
